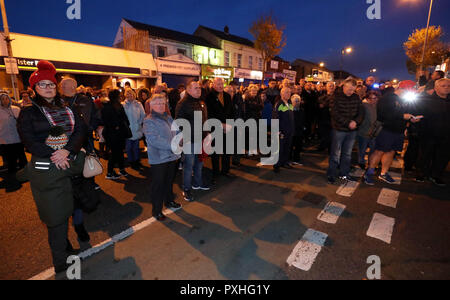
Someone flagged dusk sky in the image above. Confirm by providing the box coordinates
[3,0,450,81]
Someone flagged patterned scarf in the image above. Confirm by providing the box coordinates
[42,106,75,138]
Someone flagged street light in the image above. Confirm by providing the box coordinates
[340,47,353,81]
[370,68,377,73]
[319,62,325,68]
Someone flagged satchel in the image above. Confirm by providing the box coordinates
[83,152,103,178]
[368,120,383,139]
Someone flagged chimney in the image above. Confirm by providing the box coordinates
[224,26,229,34]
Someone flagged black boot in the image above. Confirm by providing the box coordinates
[74,224,90,243]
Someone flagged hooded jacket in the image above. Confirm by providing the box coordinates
[0,93,21,145]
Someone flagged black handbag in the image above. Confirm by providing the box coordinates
[71,176,100,213]
[368,120,383,139]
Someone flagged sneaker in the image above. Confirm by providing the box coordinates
[379,173,395,184]
[183,190,194,202]
[364,173,375,185]
[415,176,425,183]
[429,177,446,187]
[94,183,101,190]
[291,161,304,166]
[192,185,211,191]
[165,201,182,209]
[340,175,359,182]
[327,176,336,184]
[119,169,129,177]
[106,172,120,180]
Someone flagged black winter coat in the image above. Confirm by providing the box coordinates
[175,94,208,141]
[417,92,450,138]
[101,102,130,144]
[244,96,263,121]
[377,93,408,134]
[63,93,101,132]
[330,91,364,132]
[17,102,86,158]
[205,90,234,123]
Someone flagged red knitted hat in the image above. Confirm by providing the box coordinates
[29,60,57,88]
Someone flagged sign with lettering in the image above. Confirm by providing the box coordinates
[156,58,201,76]
[234,68,263,80]
[4,58,19,75]
[202,65,234,79]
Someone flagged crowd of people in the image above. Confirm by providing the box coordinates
[1,60,449,274]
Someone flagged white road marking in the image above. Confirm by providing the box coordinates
[28,207,181,280]
[336,181,360,197]
[366,213,395,244]
[317,202,346,224]
[377,188,400,208]
[287,229,328,271]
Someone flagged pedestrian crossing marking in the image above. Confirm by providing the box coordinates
[377,188,400,208]
[336,181,360,197]
[366,213,395,244]
[287,229,328,271]
[317,202,346,224]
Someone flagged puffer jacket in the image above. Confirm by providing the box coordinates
[143,112,180,165]
[123,99,146,140]
[331,91,365,132]
[0,93,21,145]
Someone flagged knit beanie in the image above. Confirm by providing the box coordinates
[45,126,69,150]
[29,60,57,88]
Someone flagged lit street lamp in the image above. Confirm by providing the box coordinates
[319,62,325,68]
[339,47,353,81]
[370,68,377,73]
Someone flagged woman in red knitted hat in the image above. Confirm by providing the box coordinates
[16,60,86,275]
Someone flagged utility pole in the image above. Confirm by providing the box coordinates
[419,0,434,72]
[1,0,19,101]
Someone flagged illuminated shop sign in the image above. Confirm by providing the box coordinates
[202,65,234,79]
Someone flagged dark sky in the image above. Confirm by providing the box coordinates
[3,0,450,81]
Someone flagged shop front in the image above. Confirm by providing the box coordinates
[201,65,234,85]
[233,68,263,86]
[156,54,201,88]
[0,32,157,95]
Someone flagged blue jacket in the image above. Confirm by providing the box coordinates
[123,100,146,140]
[143,112,180,165]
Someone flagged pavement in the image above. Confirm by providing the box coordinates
[1,144,449,280]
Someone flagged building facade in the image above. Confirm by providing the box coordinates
[194,26,263,85]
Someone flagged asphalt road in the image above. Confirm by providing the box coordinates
[1,146,449,280]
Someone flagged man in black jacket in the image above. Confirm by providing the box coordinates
[415,78,450,186]
[327,78,365,184]
[317,82,335,152]
[205,78,235,183]
[175,80,210,202]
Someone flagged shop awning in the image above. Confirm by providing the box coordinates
[0,33,157,77]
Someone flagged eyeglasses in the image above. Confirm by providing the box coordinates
[37,82,56,89]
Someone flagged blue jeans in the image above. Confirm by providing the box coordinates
[183,144,203,191]
[327,130,357,177]
[126,139,140,162]
[357,135,375,164]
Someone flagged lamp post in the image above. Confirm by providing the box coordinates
[419,0,434,72]
[0,0,18,101]
[340,47,353,83]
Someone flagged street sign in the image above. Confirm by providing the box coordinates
[4,57,19,75]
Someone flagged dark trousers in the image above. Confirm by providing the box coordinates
[47,220,69,270]
[275,134,293,168]
[404,135,420,171]
[107,139,125,173]
[290,135,303,162]
[417,137,450,179]
[212,154,231,176]
[150,160,177,216]
[2,143,27,174]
